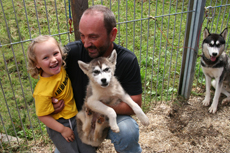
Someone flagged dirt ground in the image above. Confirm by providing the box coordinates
[31,92,230,153]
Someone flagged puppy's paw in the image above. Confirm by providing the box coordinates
[97,116,105,124]
[93,137,98,142]
[111,125,120,133]
[208,105,217,113]
[84,131,90,138]
[222,97,230,105]
[140,116,150,126]
[202,99,210,106]
[93,132,99,142]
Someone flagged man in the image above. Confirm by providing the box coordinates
[53,5,143,153]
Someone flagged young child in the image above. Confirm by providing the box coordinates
[27,35,78,152]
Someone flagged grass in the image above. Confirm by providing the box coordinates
[0,0,229,152]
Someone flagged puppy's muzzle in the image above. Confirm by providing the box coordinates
[212,52,217,57]
[101,78,108,87]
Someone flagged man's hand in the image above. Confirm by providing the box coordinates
[52,98,65,114]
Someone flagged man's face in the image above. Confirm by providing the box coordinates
[79,12,112,58]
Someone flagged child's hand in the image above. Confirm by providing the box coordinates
[61,126,75,142]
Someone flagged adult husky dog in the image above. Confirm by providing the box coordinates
[76,49,149,146]
[201,27,228,113]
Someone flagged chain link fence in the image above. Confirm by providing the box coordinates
[0,0,229,151]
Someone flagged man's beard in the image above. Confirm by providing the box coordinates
[86,43,111,58]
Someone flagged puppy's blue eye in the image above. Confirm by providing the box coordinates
[93,70,100,74]
[103,68,109,72]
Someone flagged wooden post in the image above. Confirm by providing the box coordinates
[70,0,88,40]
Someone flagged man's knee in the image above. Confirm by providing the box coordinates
[108,115,142,153]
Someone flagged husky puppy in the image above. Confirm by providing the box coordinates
[201,27,228,113]
[76,49,149,146]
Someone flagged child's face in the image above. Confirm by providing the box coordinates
[34,39,63,77]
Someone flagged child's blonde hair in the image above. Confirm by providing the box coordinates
[27,35,67,79]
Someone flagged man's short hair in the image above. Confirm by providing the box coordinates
[83,5,117,34]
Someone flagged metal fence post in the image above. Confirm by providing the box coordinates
[71,0,88,40]
[178,0,206,99]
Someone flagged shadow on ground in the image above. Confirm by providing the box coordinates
[98,92,230,153]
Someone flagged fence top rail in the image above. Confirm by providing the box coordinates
[117,10,196,25]
[205,4,230,10]
[0,32,71,48]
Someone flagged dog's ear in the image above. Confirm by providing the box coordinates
[203,27,210,39]
[220,28,228,40]
[109,49,117,65]
[78,60,89,74]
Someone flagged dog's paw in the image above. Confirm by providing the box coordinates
[140,116,150,126]
[84,131,90,137]
[208,105,217,113]
[111,125,120,133]
[93,137,98,142]
[202,99,210,106]
[222,97,230,105]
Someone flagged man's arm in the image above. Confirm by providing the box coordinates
[109,94,142,115]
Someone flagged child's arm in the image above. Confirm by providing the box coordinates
[38,115,75,142]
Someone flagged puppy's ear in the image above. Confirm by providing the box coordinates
[78,60,89,74]
[203,27,210,39]
[109,49,117,65]
[220,28,228,40]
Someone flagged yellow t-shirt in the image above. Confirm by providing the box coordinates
[33,67,78,120]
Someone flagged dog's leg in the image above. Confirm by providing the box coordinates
[94,116,103,141]
[221,88,230,97]
[121,94,149,126]
[221,86,230,105]
[87,97,120,133]
[222,97,230,105]
[77,111,88,134]
[93,115,108,141]
[211,80,230,97]
[76,111,86,123]
[213,80,230,105]
[202,75,211,106]
[82,107,93,137]
[209,77,222,113]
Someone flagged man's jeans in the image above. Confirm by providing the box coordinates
[107,115,142,153]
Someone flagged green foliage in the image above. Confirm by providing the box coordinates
[17,128,33,140]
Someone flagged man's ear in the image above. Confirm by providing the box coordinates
[110,27,117,42]
[78,60,89,75]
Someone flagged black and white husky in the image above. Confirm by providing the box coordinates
[76,50,149,146]
[201,27,228,113]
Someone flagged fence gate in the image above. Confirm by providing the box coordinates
[0,0,229,151]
